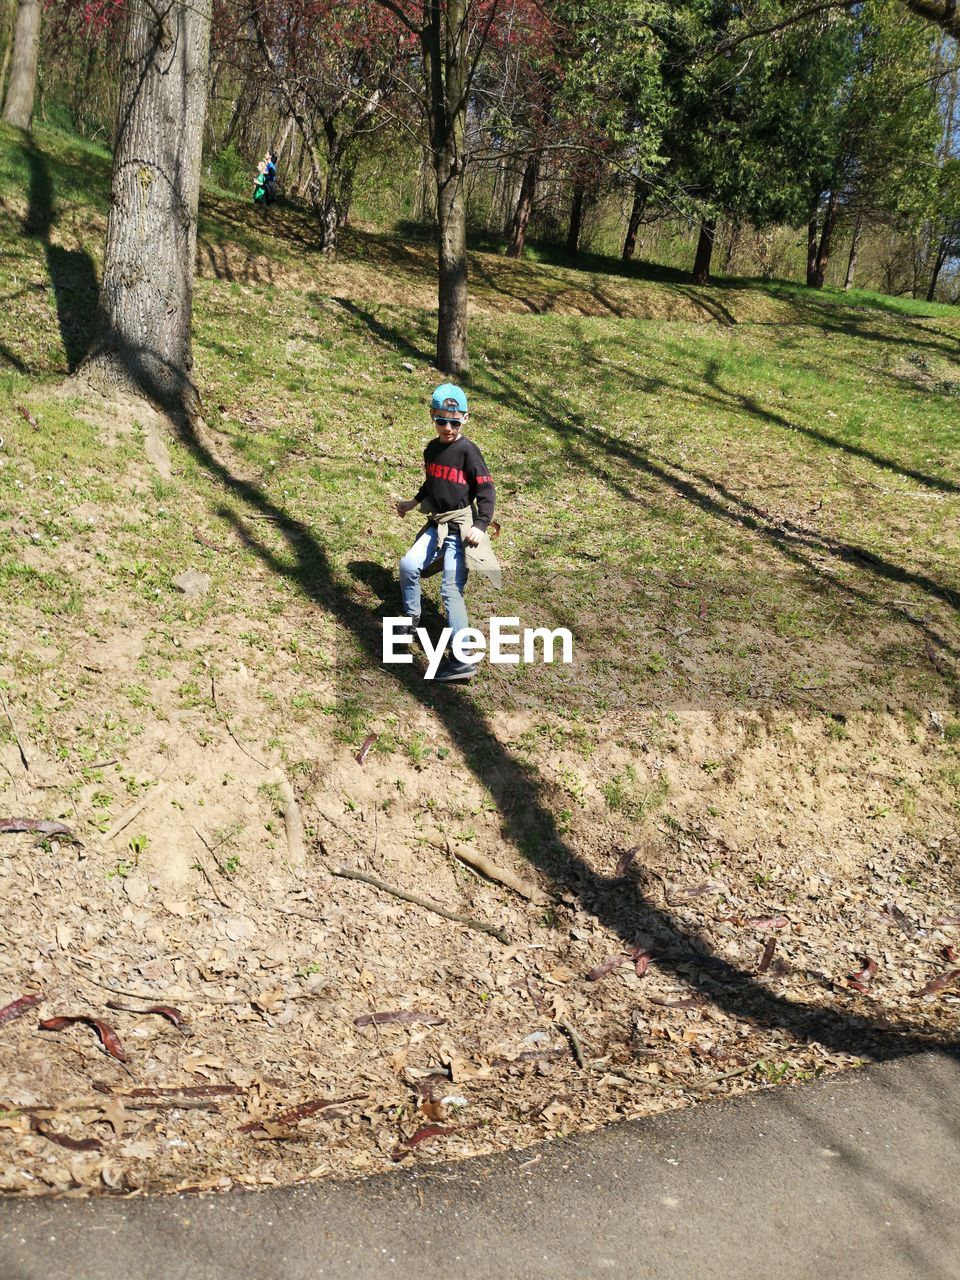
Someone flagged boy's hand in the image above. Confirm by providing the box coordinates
[395,498,417,517]
[463,526,485,546]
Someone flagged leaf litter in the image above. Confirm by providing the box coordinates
[1,727,959,1196]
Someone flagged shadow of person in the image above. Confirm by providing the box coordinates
[348,557,447,636]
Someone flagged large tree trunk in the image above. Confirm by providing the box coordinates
[566,180,587,256]
[435,153,468,374]
[622,177,646,261]
[81,0,212,416]
[506,152,538,259]
[2,0,41,130]
[691,219,715,284]
[927,235,949,302]
[844,214,863,291]
[424,0,469,376]
[812,190,838,289]
[315,144,357,251]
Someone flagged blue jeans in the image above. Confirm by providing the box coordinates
[399,524,469,642]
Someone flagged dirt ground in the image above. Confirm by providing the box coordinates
[2,378,959,1197]
[2,623,959,1195]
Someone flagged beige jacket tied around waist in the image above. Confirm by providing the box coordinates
[417,501,502,590]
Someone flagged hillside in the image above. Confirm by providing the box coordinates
[1,124,959,1195]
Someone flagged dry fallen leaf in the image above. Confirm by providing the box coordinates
[99,1098,128,1139]
[545,965,576,985]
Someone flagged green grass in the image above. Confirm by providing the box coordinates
[1,123,958,773]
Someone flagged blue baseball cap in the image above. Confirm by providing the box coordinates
[431,383,468,413]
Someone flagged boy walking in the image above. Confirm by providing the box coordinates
[395,384,498,682]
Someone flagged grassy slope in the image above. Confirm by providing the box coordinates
[1,120,959,804]
[1,125,960,1192]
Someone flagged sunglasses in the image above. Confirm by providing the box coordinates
[433,416,462,426]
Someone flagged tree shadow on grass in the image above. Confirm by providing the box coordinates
[698,356,959,497]
[330,296,430,365]
[489,354,960,669]
[21,135,98,372]
[580,327,959,498]
[336,300,960,678]
[0,340,28,372]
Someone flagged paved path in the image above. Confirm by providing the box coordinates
[2,1051,959,1280]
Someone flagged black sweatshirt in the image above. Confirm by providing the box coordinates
[414,435,496,532]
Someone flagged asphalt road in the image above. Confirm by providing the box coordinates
[2,1050,958,1280]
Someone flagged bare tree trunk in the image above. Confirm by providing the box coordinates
[273,115,294,172]
[71,35,98,136]
[927,235,949,301]
[622,177,646,261]
[435,153,468,373]
[293,139,310,198]
[81,0,212,416]
[219,77,253,154]
[496,158,512,234]
[2,0,41,129]
[413,145,434,221]
[316,139,357,250]
[283,114,298,176]
[692,219,715,284]
[0,0,16,107]
[425,0,469,375]
[844,214,863,291]
[806,210,819,287]
[723,220,741,274]
[812,190,838,289]
[566,180,587,256]
[506,152,537,259]
[500,162,521,234]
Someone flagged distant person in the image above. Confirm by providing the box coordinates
[264,151,278,206]
[253,160,269,214]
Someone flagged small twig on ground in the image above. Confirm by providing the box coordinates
[587,1065,662,1087]
[191,828,238,910]
[685,1063,755,1091]
[103,787,164,844]
[556,1017,586,1069]
[264,902,326,925]
[0,687,30,770]
[445,841,548,904]
[333,865,510,944]
[122,1097,221,1112]
[193,825,324,924]
[275,772,306,867]
[69,959,257,1006]
[210,673,271,769]
[315,809,366,852]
